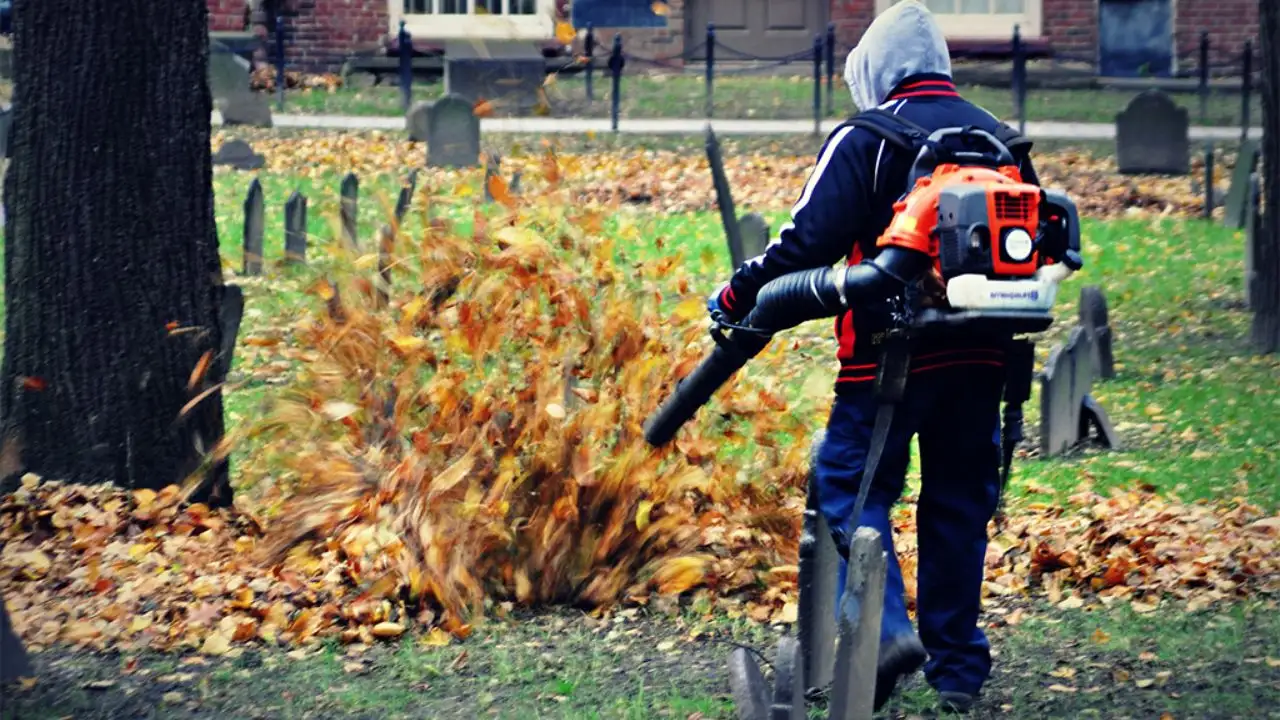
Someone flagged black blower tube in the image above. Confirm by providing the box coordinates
[643,247,928,447]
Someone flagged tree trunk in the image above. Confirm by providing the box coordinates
[0,0,231,504]
[1255,0,1280,353]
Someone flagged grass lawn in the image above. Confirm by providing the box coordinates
[281,74,1260,127]
[2,157,1276,719]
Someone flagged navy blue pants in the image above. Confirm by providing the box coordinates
[814,365,1004,696]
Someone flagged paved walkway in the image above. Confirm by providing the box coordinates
[216,111,1263,141]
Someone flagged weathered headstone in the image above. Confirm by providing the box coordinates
[1245,173,1261,309]
[406,100,431,142]
[0,104,12,160]
[705,126,746,270]
[1078,286,1115,380]
[242,179,264,275]
[395,170,418,224]
[1040,326,1121,457]
[1115,89,1189,175]
[0,592,32,683]
[798,437,837,696]
[210,40,272,129]
[284,191,307,264]
[827,526,887,720]
[770,637,806,720]
[1223,139,1261,229]
[728,648,770,720]
[443,40,545,115]
[212,138,265,171]
[739,213,771,263]
[215,284,245,384]
[426,94,481,169]
[218,92,274,128]
[340,173,359,249]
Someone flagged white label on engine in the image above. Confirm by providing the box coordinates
[1004,228,1034,262]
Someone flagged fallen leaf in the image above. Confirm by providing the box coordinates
[1047,683,1077,693]
[372,621,405,639]
[201,632,233,656]
[421,627,452,647]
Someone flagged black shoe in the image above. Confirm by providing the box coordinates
[938,690,976,714]
[873,634,928,711]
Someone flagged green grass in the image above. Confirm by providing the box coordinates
[280,74,1259,127]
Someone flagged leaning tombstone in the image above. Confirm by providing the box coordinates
[218,92,274,128]
[210,40,273,129]
[1245,173,1261,309]
[340,173,359,250]
[728,648,770,720]
[705,125,745,270]
[406,100,431,142]
[1038,342,1075,457]
[426,93,481,169]
[215,285,245,384]
[242,178,264,276]
[212,138,265,170]
[1223,139,1261,229]
[1115,89,1189,175]
[827,526,887,720]
[797,436,837,695]
[1078,286,1115,380]
[738,213,770,263]
[769,636,806,720]
[443,40,544,115]
[284,191,307,265]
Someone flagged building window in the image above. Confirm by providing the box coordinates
[876,0,1043,39]
[394,0,553,39]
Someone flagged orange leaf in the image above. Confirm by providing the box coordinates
[487,173,516,208]
[651,2,670,16]
[187,350,214,391]
[473,99,495,117]
[554,21,577,45]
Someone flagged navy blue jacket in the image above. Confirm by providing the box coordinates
[717,74,1039,391]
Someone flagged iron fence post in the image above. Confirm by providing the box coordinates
[609,35,624,133]
[585,24,596,103]
[274,12,286,111]
[398,20,412,113]
[706,23,715,119]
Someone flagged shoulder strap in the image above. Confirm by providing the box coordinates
[992,122,1034,156]
[844,108,931,153]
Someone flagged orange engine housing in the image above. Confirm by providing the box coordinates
[876,163,1044,280]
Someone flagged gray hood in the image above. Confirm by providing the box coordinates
[843,1,952,111]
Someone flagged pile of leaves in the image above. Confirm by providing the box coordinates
[213,131,1233,220]
[249,68,344,94]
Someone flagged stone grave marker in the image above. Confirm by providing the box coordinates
[1223,139,1261,229]
[242,178,264,275]
[395,170,418,224]
[215,284,245,385]
[210,40,272,129]
[728,647,770,719]
[797,436,837,695]
[1040,326,1120,457]
[1078,286,1115,380]
[1115,89,1189,175]
[284,191,307,264]
[340,173,359,249]
[704,125,746,270]
[443,40,545,115]
[212,138,265,171]
[769,637,805,720]
[1245,173,1261,309]
[406,100,431,142]
[739,213,771,263]
[827,527,886,720]
[427,94,481,169]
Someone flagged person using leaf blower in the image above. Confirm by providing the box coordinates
[643,0,1083,714]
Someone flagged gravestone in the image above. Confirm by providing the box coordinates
[1245,173,1261,309]
[705,126,746,270]
[443,40,544,115]
[1115,89,1189,175]
[827,527,886,720]
[215,284,245,384]
[210,40,273,129]
[728,648,770,720]
[1223,139,1261,229]
[242,179,264,276]
[797,438,837,695]
[284,191,307,264]
[406,100,431,142]
[340,173,359,249]
[395,170,418,224]
[0,104,11,159]
[769,637,805,720]
[0,593,31,683]
[212,138,265,171]
[739,213,771,263]
[1078,286,1115,380]
[1040,327,1120,457]
[426,94,481,169]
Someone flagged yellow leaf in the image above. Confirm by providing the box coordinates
[651,1,670,16]
[554,21,577,45]
[201,632,232,656]
[1134,678,1155,689]
[321,401,360,421]
[671,298,705,323]
[391,334,427,353]
[1090,628,1111,644]
[652,555,709,596]
[545,403,567,420]
[372,621,405,639]
[422,627,452,647]
[428,453,476,500]
[1047,684,1077,693]
[1050,666,1078,679]
[21,550,51,580]
[635,499,654,531]
[128,616,153,634]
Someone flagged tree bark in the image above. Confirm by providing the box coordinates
[1255,0,1280,353]
[0,0,231,504]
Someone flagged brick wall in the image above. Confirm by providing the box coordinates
[208,0,248,32]
[1175,0,1258,72]
[1043,0,1095,61]
[285,0,388,70]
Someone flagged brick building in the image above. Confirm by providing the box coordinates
[208,0,1259,76]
